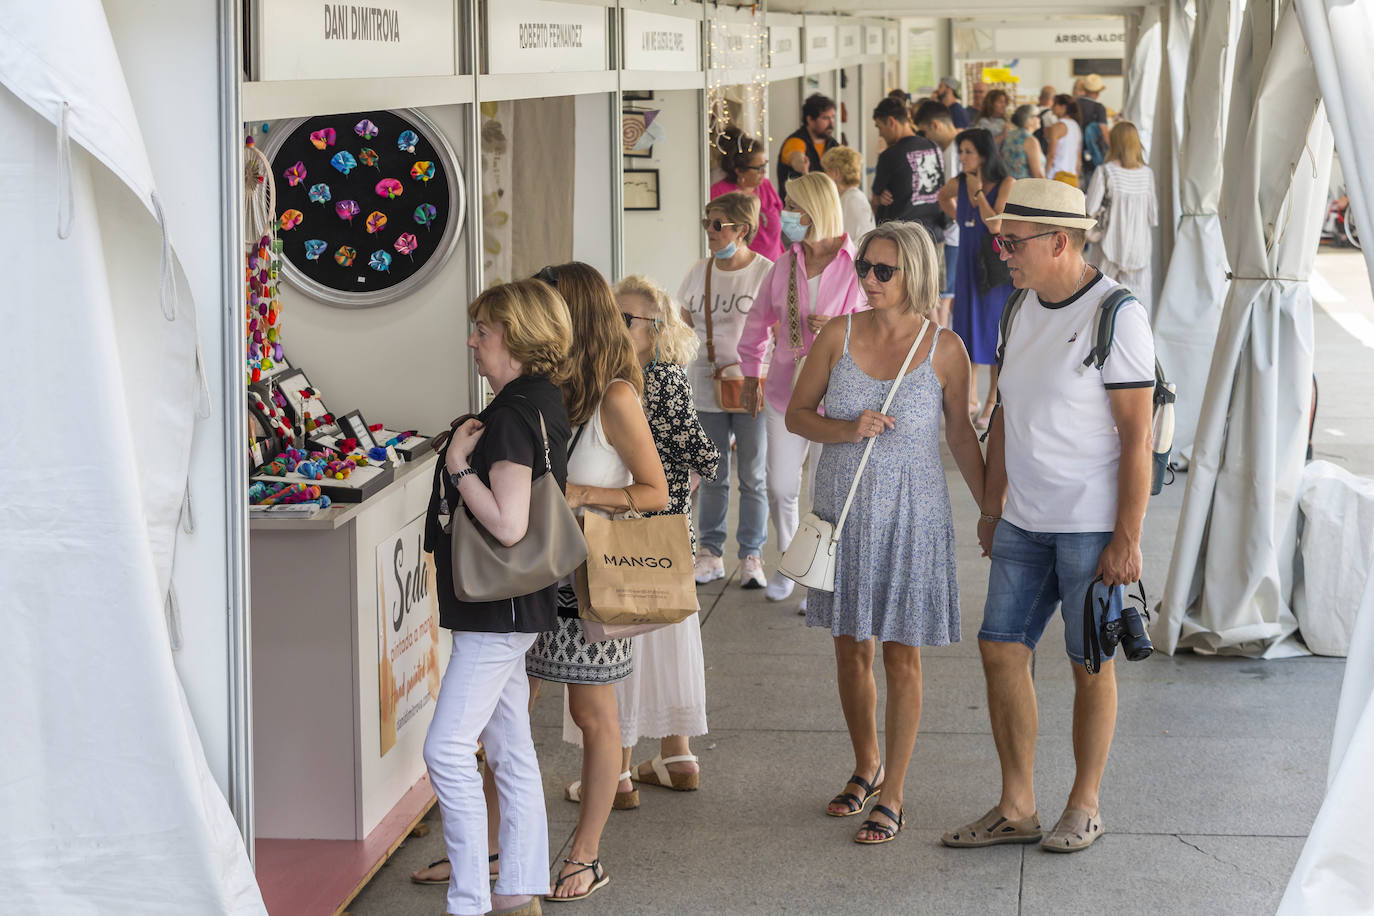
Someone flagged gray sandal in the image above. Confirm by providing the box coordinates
[1040,808,1104,852]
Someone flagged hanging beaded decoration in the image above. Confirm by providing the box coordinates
[244,136,285,386]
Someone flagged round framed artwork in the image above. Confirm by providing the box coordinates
[262,108,464,308]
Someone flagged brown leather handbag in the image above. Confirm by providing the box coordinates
[448,406,587,603]
[703,259,763,412]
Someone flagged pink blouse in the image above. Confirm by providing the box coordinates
[710,177,784,261]
[737,236,867,412]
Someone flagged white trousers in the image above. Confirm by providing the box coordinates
[423,630,547,915]
[765,403,821,553]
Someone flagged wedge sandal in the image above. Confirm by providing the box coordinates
[1040,807,1104,852]
[564,772,639,810]
[855,804,905,845]
[631,753,700,791]
[941,807,1043,847]
[545,857,609,903]
[826,768,884,817]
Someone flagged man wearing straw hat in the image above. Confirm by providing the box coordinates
[942,179,1155,854]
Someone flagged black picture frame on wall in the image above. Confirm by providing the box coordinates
[1072,58,1124,76]
[624,169,661,211]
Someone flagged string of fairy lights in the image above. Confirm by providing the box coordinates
[705,8,769,161]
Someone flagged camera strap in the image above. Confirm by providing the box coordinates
[1082,575,1149,675]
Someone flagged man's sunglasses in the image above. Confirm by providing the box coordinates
[854,259,902,283]
[992,230,1060,255]
[701,218,739,232]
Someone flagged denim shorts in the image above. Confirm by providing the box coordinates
[979,521,1124,667]
[941,244,958,298]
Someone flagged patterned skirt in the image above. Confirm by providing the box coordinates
[525,585,633,684]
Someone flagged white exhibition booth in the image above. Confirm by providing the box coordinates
[9,0,1374,913]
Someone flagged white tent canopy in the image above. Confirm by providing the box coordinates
[0,3,263,912]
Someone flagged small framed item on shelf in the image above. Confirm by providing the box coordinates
[272,368,332,433]
[338,410,378,450]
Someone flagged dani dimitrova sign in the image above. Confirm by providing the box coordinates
[377,515,441,756]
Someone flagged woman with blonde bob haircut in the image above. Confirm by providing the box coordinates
[1085,121,1157,310]
[738,171,866,608]
[422,277,574,916]
[822,146,876,242]
[610,274,720,802]
[786,221,986,845]
[524,261,669,903]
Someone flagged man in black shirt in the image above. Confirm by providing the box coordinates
[1075,74,1109,128]
[776,93,838,192]
[870,96,946,243]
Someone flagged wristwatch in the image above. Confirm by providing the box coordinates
[449,467,475,487]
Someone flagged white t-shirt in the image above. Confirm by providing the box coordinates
[676,253,774,412]
[839,186,876,243]
[998,272,1155,533]
[942,142,961,247]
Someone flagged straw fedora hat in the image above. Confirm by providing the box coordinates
[998,178,1098,230]
[1082,73,1106,93]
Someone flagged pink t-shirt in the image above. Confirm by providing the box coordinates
[710,178,783,262]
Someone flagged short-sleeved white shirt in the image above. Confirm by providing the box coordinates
[676,254,774,412]
[998,272,1155,533]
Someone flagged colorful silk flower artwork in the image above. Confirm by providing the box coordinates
[335,199,360,222]
[284,161,307,186]
[355,119,379,140]
[307,182,332,204]
[331,151,358,174]
[309,128,337,150]
[394,233,418,256]
[397,130,418,153]
[365,211,388,233]
[369,250,392,272]
[335,245,357,267]
[359,148,380,168]
[279,209,303,230]
[414,203,437,227]
[304,239,328,260]
[410,161,435,182]
[375,178,404,199]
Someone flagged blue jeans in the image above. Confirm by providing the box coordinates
[696,409,768,558]
[979,521,1124,667]
[941,244,958,298]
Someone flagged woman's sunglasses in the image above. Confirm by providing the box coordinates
[991,229,1059,255]
[854,259,902,283]
[701,218,739,232]
[622,313,657,330]
[736,163,766,172]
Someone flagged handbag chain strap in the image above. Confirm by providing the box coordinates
[702,259,717,367]
[831,319,930,540]
[786,248,803,358]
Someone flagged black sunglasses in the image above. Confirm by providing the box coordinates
[854,259,902,283]
[534,265,559,286]
[992,230,1059,255]
[736,163,766,172]
[622,313,656,330]
[701,218,740,232]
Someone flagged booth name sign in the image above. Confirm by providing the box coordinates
[488,0,607,74]
[376,515,441,757]
[770,26,801,68]
[254,0,454,80]
[623,9,700,72]
[993,25,1126,55]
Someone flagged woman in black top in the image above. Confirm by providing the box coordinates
[421,278,572,916]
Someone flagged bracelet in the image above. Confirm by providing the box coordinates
[980,513,1001,523]
[449,466,475,487]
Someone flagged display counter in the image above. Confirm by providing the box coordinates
[250,453,446,914]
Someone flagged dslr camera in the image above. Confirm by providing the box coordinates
[1083,578,1153,674]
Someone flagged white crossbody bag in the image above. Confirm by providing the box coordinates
[779,319,929,592]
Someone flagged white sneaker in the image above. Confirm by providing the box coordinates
[797,596,808,616]
[764,572,795,602]
[739,555,767,590]
[694,553,725,584]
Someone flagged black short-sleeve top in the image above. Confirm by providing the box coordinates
[424,374,571,633]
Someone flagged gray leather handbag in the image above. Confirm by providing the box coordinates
[449,407,587,602]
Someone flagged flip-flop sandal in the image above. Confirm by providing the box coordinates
[826,768,884,817]
[1040,808,1104,852]
[409,853,498,885]
[855,805,905,845]
[631,754,700,791]
[942,807,1043,847]
[565,772,639,809]
[545,857,609,903]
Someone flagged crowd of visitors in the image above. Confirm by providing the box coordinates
[415,83,1157,916]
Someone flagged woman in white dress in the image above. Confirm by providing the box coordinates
[1045,94,1083,187]
[1085,121,1158,312]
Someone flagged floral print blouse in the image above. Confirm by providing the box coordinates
[642,362,720,552]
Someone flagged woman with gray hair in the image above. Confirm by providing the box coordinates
[1001,105,1046,180]
[785,221,986,845]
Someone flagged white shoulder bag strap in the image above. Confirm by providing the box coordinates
[831,318,930,539]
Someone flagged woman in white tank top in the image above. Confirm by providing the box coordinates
[1045,94,1083,186]
[524,262,668,903]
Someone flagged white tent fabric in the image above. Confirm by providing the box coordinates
[1151,0,1234,458]
[1148,0,1194,289]
[0,3,265,912]
[1292,461,1374,657]
[1152,2,1332,658]
[1278,569,1374,911]
[1121,6,1161,159]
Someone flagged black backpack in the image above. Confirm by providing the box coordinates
[995,285,1177,495]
